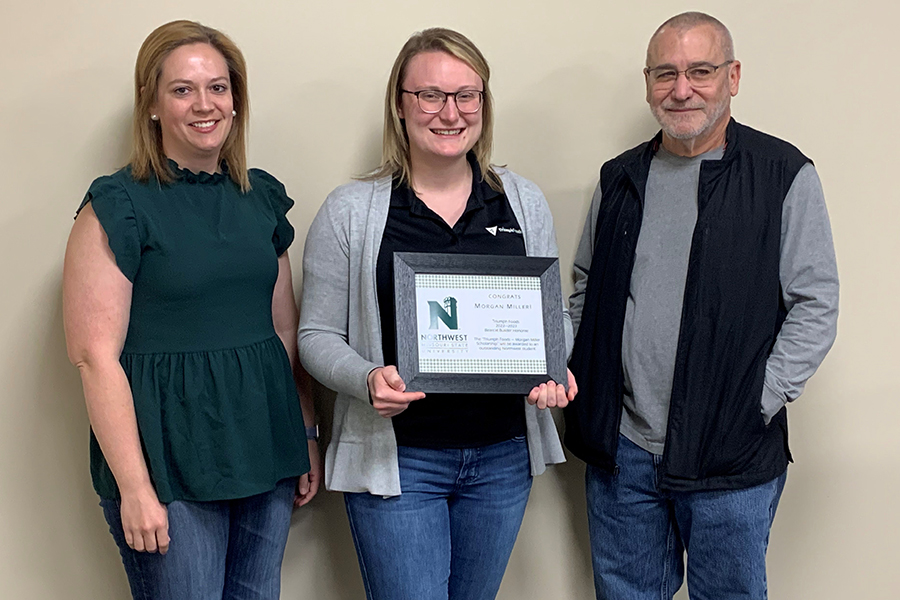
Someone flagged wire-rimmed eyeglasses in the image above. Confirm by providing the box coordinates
[644,61,734,89]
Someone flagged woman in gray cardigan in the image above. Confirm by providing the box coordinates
[297,28,576,600]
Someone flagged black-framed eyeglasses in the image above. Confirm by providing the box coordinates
[644,61,734,88]
[401,89,484,114]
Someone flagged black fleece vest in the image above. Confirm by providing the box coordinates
[565,120,810,492]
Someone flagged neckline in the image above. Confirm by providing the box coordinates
[167,159,229,185]
[656,145,725,163]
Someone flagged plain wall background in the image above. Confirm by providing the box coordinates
[1,1,897,598]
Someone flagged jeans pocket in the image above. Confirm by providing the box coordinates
[510,435,527,443]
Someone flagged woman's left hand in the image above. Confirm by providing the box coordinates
[294,440,322,508]
[527,368,578,409]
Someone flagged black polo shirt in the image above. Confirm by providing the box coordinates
[376,159,527,448]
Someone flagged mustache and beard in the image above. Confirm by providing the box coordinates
[651,97,729,141]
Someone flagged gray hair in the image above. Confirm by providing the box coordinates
[647,12,735,65]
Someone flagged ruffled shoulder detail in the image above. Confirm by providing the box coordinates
[250,168,295,256]
[78,170,142,282]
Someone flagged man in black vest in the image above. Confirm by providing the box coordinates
[566,12,839,600]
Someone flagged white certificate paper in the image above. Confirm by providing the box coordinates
[414,274,547,374]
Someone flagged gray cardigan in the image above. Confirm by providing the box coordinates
[298,169,571,496]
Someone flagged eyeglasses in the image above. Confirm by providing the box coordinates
[644,61,734,89]
[401,89,484,114]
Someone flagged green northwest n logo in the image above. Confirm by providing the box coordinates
[428,297,458,330]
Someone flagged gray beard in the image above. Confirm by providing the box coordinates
[654,99,728,141]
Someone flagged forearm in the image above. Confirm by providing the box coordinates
[762,163,839,420]
[298,198,380,402]
[77,359,154,496]
[297,256,380,400]
[277,324,317,428]
[297,329,378,402]
[762,290,838,416]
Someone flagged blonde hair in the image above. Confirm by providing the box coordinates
[130,20,251,191]
[366,27,502,192]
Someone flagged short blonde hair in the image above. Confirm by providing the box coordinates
[366,28,502,192]
[130,20,251,191]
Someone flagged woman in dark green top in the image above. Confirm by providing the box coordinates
[62,20,319,600]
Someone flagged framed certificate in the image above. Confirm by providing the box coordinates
[393,252,567,394]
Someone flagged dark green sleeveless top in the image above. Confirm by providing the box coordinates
[79,162,309,502]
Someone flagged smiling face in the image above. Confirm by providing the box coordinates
[645,24,740,155]
[399,51,484,169]
[150,42,234,173]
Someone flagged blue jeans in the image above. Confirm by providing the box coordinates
[344,437,532,600]
[586,435,786,600]
[100,478,296,600]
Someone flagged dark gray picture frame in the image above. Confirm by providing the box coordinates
[393,252,567,394]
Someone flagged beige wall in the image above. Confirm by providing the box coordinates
[1,0,897,598]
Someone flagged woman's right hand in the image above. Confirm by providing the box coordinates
[120,487,170,554]
[367,366,426,418]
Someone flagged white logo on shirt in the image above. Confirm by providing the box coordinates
[485,225,522,236]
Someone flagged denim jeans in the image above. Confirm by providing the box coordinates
[100,478,296,600]
[586,435,786,600]
[344,436,532,600]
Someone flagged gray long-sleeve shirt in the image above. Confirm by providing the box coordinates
[569,149,839,455]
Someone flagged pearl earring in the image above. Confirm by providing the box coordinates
[150,114,159,121]
[232,110,237,116]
